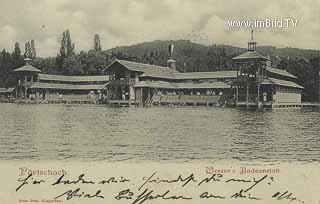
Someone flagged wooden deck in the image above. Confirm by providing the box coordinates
[10,98,320,109]
[151,95,224,106]
[235,101,320,109]
[108,100,137,106]
[272,102,320,108]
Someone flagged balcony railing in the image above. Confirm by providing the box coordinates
[21,82,33,87]
[152,94,223,104]
[109,79,129,86]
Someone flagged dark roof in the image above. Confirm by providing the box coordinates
[232,51,270,61]
[266,67,297,79]
[105,60,237,80]
[174,71,237,79]
[38,74,109,82]
[0,88,15,93]
[104,60,179,78]
[13,65,41,73]
[134,81,230,89]
[30,82,107,90]
[261,78,303,89]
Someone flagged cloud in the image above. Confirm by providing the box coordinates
[0,0,319,57]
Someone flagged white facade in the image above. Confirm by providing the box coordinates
[274,86,302,103]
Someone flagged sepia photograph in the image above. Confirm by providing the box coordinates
[0,0,319,204]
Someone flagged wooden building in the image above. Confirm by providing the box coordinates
[13,58,41,99]
[13,60,109,104]
[0,88,15,102]
[104,60,236,106]
[104,37,303,108]
[11,34,303,108]
[232,32,303,108]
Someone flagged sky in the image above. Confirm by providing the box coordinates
[0,0,319,57]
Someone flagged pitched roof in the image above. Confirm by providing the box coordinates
[134,81,230,89]
[13,65,41,73]
[30,82,107,90]
[266,67,297,79]
[105,60,237,80]
[174,71,237,79]
[104,60,179,78]
[38,74,109,82]
[261,78,303,89]
[232,51,270,61]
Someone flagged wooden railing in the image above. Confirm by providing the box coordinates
[109,80,129,86]
[45,94,97,102]
[21,82,33,87]
[152,94,222,104]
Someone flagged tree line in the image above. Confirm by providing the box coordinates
[0,30,111,88]
[0,30,319,101]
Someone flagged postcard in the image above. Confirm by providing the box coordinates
[0,0,319,204]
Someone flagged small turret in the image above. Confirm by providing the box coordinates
[248,30,257,51]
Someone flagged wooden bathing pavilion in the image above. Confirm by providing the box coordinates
[232,33,304,108]
[103,37,304,108]
[104,59,235,107]
[9,33,309,108]
[13,59,109,104]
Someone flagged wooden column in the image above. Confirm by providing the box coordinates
[140,88,143,107]
[318,70,320,103]
[257,65,261,108]
[148,88,151,106]
[25,87,28,100]
[246,85,249,108]
[236,86,239,107]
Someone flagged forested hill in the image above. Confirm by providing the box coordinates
[107,40,243,72]
[0,39,319,101]
[107,40,319,72]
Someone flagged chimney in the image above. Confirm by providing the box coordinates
[167,44,176,70]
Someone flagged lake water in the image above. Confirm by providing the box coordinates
[0,103,319,163]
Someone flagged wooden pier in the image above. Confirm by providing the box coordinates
[235,101,320,109]
[108,100,138,106]
[9,98,320,109]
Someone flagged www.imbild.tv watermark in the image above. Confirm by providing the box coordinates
[227,18,298,29]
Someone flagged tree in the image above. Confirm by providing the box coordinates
[60,29,75,58]
[58,29,75,71]
[66,30,75,57]
[81,50,107,75]
[13,42,21,60]
[60,31,67,58]
[12,42,24,69]
[24,42,31,58]
[62,55,83,75]
[94,34,102,52]
[30,40,36,59]
[0,49,16,87]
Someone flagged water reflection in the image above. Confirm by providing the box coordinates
[0,104,319,162]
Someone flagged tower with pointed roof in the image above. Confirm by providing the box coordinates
[13,58,41,99]
[232,30,270,108]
